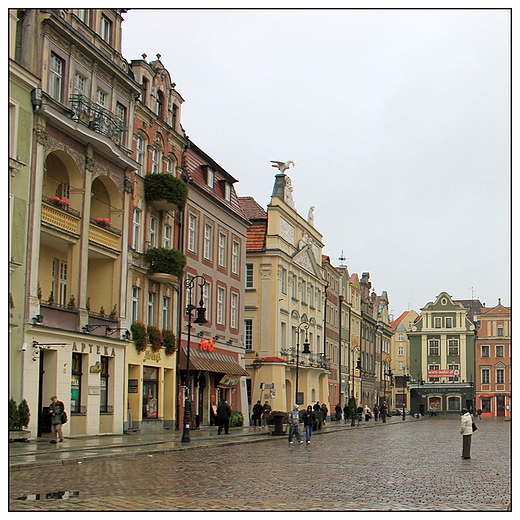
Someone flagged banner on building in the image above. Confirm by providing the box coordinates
[427,369,459,378]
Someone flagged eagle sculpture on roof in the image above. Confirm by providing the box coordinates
[270,160,295,173]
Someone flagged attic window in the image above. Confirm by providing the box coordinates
[224,182,231,201]
[206,167,214,189]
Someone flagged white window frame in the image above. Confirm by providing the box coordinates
[188,214,197,253]
[49,53,64,102]
[149,216,158,248]
[74,72,86,95]
[163,223,171,249]
[207,168,214,189]
[448,339,459,356]
[217,287,225,325]
[244,319,253,350]
[204,224,213,260]
[231,292,238,329]
[428,340,440,356]
[147,291,156,326]
[136,136,145,175]
[218,232,227,267]
[162,296,170,329]
[280,267,287,295]
[131,286,140,322]
[132,208,142,251]
[232,241,239,274]
[151,148,160,173]
[100,15,112,43]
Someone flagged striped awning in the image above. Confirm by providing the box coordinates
[180,348,249,376]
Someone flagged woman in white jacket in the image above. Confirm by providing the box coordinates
[460,408,473,459]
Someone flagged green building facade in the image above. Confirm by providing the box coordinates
[408,292,476,416]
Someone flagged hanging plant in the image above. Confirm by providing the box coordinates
[162,329,176,356]
[131,322,148,353]
[147,325,163,352]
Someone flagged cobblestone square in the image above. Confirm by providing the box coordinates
[9,417,510,512]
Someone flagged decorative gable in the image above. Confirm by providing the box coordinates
[292,244,322,277]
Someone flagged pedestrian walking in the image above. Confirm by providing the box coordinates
[373,404,379,422]
[48,395,65,444]
[380,402,387,423]
[313,401,321,413]
[216,399,232,435]
[343,403,349,424]
[320,403,328,425]
[302,405,316,443]
[335,403,342,422]
[261,401,272,429]
[288,404,303,444]
[460,408,474,459]
[251,400,263,428]
[364,404,372,422]
[476,408,483,421]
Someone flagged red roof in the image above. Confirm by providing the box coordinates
[239,197,267,251]
[256,357,286,363]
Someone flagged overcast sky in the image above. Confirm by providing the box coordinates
[121,6,511,317]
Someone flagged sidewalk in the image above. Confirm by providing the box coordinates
[9,417,404,469]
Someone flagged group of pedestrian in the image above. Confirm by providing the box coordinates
[251,400,272,429]
[288,403,318,444]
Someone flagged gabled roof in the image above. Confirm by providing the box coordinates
[238,197,268,251]
[238,196,267,220]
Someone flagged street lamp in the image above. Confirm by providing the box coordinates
[181,275,207,443]
[294,321,310,405]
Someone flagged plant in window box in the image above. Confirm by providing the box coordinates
[162,329,176,356]
[147,325,163,352]
[94,217,112,228]
[131,322,148,352]
[48,196,70,209]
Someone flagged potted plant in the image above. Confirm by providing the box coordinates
[93,217,112,228]
[9,398,31,442]
[230,411,244,428]
[48,196,70,209]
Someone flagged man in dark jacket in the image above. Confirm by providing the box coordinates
[49,395,65,444]
[302,405,316,444]
[216,399,232,435]
[252,400,263,428]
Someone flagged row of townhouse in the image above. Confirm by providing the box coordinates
[389,295,510,417]
[9,8,394,439]
[239,171,392,414]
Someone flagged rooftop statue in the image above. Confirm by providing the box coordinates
[270,160,295,173]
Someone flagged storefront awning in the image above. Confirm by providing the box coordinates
[180,348,249,376]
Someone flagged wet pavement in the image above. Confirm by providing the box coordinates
[9,416,511,512]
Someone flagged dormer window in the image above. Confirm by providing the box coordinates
[224,182,231,202]
[206,167,214,189]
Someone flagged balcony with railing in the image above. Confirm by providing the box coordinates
[69,94,127,148]
[41,196,81,235]
[89,217,122,251]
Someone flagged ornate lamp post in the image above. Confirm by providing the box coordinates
[295,321,310,405]
[181,275,207,443]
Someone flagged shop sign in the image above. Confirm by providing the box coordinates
[218,374,240,388]
[200,338,215,351]
[260,382,275,390]
[427,369,459,378]
[72,342,116,356]
[128,379,138,393]
[144,350,161,362]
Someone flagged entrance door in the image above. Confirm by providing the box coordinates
[496,395,505,416]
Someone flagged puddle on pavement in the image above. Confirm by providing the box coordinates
[15,491,79,501]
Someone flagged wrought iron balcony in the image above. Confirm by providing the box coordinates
[69,94,127,146]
